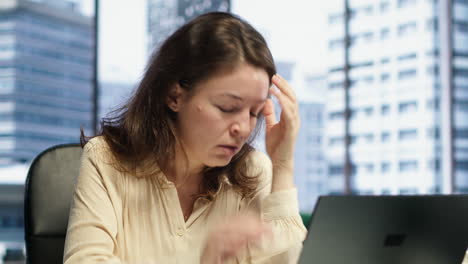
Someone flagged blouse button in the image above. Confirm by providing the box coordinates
[176,228,184,237]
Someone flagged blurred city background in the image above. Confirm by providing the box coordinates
[0,0,467,262]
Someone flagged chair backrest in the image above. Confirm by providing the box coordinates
[24,144,82,264]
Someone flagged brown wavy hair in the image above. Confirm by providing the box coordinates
[81,12,276,199]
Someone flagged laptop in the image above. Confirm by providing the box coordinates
[298,195,468,264]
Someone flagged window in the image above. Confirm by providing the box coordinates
[381,132,391,142]
[381,57,390,64]
[381,104,390,115]
[329,165,344,175]
[399,101,418,113]
[380,28,390,39]
[380,1,390,12]
[456,161,468,171]
[328,13,343,24]
[454,21,468,33]
[329,137,344,146]
[363,107,374,116]
[363,163,374,173]
[427,65,439,75]
[426,18,438,32]
[397,53,417,61]
[427,127,440,139]
[398,22,417,36]
[381,162,390,173]
[455,129,468,139]
[328,81,344,89]
[427,159,440,171]
[398,69,417,80]
[399,129,418,140]
[426,98,439,110]
[362,75,374,84]
[329,111,344,120]
[329,38,344,50]
[381,73,390,82]
[398,0,417,8]
[399,160,418,172]
[363,133,374,143]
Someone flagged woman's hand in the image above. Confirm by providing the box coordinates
[263,74,300,191]
[200,213,272,264]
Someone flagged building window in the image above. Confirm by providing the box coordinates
[363,163,374,173]
[381,132,391,142]
[426,98,440,110]
[398,22,417,36]
[329,38,344,50]
[398,0,418,8]
[380,1,390,12]
[427,65,439,75]
[381,57,391,64]
[398,69,417,80]
[329,137,344,146]
[398,53,417,61]
[399,129,418,140]
[381,104,390,115]
[381,162,390,173]
[381,73,391,82]
[427,127,440,139]
[363,133,374,143]
[399,160,418,172]
[456,161,468,171]
[426,18,438,32]
[399,101,418,113]
[454,21,468,33]
[363,107,374,116]
[328,13,344,24]
[329,165,344,175]
[380,28,390,39]
[455,129,468,139]
[329,111,344,120]
[427,159,440,171]
[328,81,344,90]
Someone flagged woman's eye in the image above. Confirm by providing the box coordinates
[218,106,236,113]
[250,112,258,118]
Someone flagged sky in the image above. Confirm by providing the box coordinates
[81,0,328,85]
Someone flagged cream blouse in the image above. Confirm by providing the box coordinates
[63,137,307,264]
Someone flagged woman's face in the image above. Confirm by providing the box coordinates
[171,63,270,169]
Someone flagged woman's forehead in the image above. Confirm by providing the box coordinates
[196,64,270,99]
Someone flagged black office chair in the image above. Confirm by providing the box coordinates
[24,144,82,264]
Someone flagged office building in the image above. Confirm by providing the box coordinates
[0,0,94,164]
[324,0,468,194]
[147,0,229,51]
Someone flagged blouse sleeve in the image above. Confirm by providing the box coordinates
[239,151,308,264]
[63,140,123,264]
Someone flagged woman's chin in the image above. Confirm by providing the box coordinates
[205,156,233,167]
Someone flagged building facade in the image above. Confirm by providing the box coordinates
[147,0,230,52]
[324,0,468,194]
[0,0,94,165]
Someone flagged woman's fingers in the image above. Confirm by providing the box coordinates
[269,86,299,129]
[263,98,276,129]
[272,74,296,102]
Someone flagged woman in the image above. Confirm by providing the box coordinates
[63,12,307,264]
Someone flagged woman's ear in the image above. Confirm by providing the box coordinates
[166,83,186,112]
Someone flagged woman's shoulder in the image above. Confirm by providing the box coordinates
[82,136,113,163]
